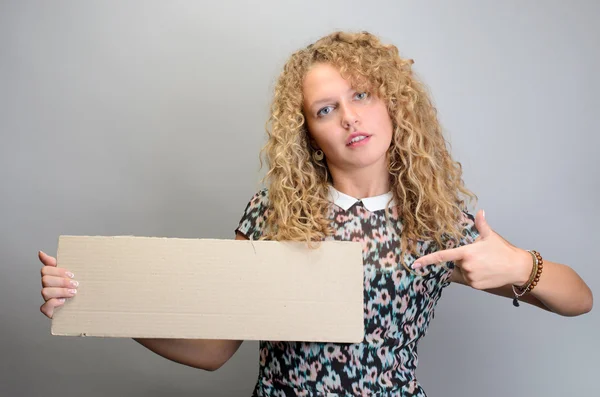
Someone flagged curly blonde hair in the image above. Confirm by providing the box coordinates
[259,31,477,268]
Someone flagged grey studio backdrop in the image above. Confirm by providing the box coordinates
[1,1,598,396]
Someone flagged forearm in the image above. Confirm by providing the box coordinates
[513,250,593,316]
[133,338,243,371]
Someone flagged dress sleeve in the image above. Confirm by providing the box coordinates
[234,188,270,241]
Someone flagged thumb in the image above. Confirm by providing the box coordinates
[38,251,57,267]
[475,209,493,239]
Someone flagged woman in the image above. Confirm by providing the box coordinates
[38,31,593,396]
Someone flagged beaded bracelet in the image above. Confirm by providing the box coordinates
[512,250,543,307]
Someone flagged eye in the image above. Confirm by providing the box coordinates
[354,92,368,100]
[317,106,334,117]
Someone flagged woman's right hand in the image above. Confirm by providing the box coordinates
[39,251,79,319]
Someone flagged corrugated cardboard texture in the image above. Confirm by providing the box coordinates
[51,236,365,343]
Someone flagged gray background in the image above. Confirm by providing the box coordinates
[1,1,598,396]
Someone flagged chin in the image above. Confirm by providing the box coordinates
[347,153,388,170]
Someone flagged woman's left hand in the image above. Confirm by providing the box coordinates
[412,210,532,290]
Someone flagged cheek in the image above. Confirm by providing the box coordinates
[307,121,340,150]
[375,106,394,140]
[306,124,325,147]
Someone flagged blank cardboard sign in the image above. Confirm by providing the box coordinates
[51,236,365,343]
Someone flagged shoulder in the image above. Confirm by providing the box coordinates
[459,210,475,228]
[242,188,270,212]
[458,210,479,244]
[235,188,271,240]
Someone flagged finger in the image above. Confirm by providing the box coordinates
[40,298,66,319]
[412,245,468,269]
[41,287,77,301]
[41,265,74,279]
[42,275,79,289]
[475,209,493,239]
[38,251,57,267]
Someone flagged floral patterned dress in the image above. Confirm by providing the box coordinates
[235,187,478,396]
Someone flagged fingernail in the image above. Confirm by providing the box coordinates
[66,272,75,278]
[68,289,77,295]
[58,298,66,303]
[482,209,486,218]
[70,280,79,287]
[412,262,421,269]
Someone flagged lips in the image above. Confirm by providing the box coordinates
[346,132,371,146]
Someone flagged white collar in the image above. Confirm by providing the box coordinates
[327,185,395,212]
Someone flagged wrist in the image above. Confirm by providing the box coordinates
[513,248,533,286]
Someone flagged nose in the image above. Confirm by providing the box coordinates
[340,102,360,129]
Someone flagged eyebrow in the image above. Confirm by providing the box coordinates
[308,87,355,111]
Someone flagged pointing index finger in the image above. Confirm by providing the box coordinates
[412,246,467,269]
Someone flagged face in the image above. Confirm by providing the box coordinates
[302,63,394,172]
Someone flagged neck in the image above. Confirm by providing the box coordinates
[328,160,390,199]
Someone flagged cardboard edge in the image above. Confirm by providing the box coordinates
[57,235,362,246]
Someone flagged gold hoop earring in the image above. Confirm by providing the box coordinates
[313,149,324,162]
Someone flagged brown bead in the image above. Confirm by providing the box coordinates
[534,277,540,282]
[532,281,537,286]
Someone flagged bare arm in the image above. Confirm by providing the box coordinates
[450,253,593,316]
[133,338,243,371]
